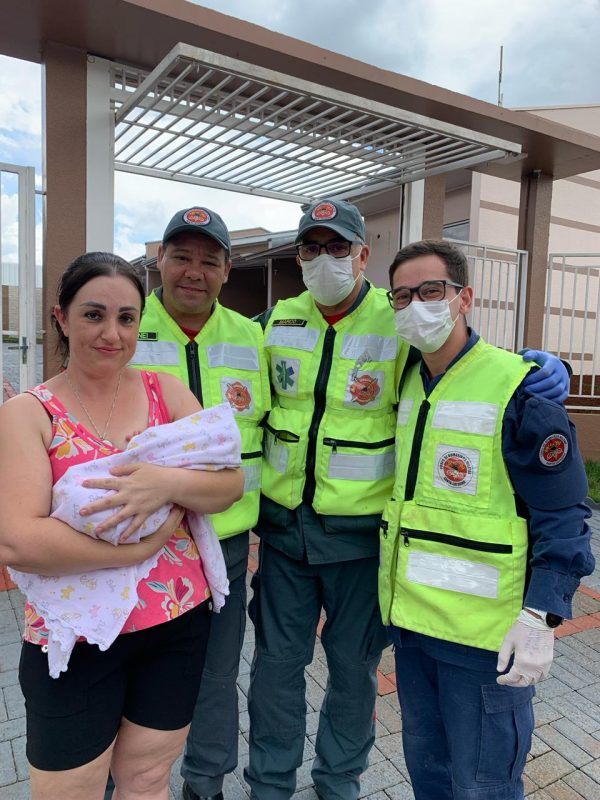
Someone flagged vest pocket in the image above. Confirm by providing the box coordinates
[261,407,309,508]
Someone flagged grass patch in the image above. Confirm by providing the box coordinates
[586,460,600,503]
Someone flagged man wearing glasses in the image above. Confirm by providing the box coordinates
[245,200,569,800]
[380,239,593,800]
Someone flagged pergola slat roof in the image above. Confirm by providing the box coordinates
[111,43,522,203]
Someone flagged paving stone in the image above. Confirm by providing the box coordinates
[376,733,405,760]
[2,685,24,721]
[581,758,600,782]
[0,673,18,691]
[305,710,319,737]
[552,718,600,759]
[358,759,404,797]
[535,725,592,768]
[535,677,573,701]
[237,670,250,695]
[238,709,249,734]
[542,778,588,798]
[524,773,540,794]
[530,733,553,758]
[238,655,250,676]
[305,657,329,690]
[0,644,20,673]
[0,718,25,744]
[376,697,402,734]
[305,674,325,712]
[576,682,600,706]
[525,752,574,787]
[547,696,600,734]
[534,702,564,727]
[384,784,415,800]
[0,740,16,787]
[0,780,29,799]
[551,660,598,690]
[563,769,600,797]
[10,737,27,782]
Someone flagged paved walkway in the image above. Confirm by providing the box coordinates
[1,510,599,799]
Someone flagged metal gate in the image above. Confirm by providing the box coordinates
[0,163,37,403]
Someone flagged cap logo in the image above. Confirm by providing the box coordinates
[183,208,211,226]
[539,434,568,466]
[311,202,337,221]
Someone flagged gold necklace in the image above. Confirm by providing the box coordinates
[66,371,122,444]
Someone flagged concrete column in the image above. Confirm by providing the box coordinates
[42,43,88,378]
[401,180,424,246]
[86,56,115,252]
[422,173,447,239]
[516,171,553,350]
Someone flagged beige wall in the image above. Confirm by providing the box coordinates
[364,208,401,289]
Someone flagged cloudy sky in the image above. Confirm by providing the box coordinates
[1,0,599,265]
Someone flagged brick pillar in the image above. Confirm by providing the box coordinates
[422,174,447,239]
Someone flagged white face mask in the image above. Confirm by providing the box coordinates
[300,252,361,306]
[394,292,462,352]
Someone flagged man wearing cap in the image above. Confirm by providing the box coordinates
[129,207,270,800]
[244,201,570,800]
[379,239,594,800]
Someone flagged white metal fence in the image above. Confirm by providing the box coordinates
[544,253,600,411]
[447,239,528,352]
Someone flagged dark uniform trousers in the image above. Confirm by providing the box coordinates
[181,531,250,796]
[244,531,389,800]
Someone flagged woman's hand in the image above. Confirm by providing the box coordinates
[132,505,185,560]
[79,462,174,540]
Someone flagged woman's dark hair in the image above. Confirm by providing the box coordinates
[51,252,146,359]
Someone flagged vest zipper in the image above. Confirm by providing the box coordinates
[400,527,513,554]
[323,436,396,455]
[241,450,263,459]
[185,341,203,404]
[404,399,431,501]
[303,326,336,505]
[264,421,300,443]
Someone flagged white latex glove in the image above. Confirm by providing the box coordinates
[496,609,555,687]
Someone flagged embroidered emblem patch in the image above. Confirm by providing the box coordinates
[349,374,381,406]
[433,445,481,495]
[183,207,211,226]
[225,381,252,412]
[276,360,296,391]
[311,201,337,221]
[539,434,568,466]
[220,377,254,415]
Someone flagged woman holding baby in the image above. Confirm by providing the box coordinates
[0,253,244,800]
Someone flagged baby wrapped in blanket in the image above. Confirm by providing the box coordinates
[10,403,241,678]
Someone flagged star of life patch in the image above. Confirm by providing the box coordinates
[272,355,300,396]
[433,445,480,496]
[539,434,568,466]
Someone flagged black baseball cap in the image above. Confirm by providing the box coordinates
[295,199,366,244]
[162,207,231,255]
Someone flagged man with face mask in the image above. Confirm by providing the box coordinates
[245,201,570,800]
[380,239,594,800]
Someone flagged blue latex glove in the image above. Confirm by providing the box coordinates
[521,350,569,404]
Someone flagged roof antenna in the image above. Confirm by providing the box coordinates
[497,45,504,107]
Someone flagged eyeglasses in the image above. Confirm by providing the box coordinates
[387,280,463,310]
[296,240,359,261]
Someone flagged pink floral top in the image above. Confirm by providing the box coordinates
[23,370,210,646]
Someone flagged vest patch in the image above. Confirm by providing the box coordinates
[220,377,254,415]
[341,334,397,362]
[272,356,300,396]
[539,434,568,466]
[345,370,384,408]
[138,331,158,341]
[434,446,480,496]
[432,401,499,436]
[272,319,308,327]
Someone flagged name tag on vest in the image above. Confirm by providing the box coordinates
[129,340,179,366]
[266,326,320,351]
